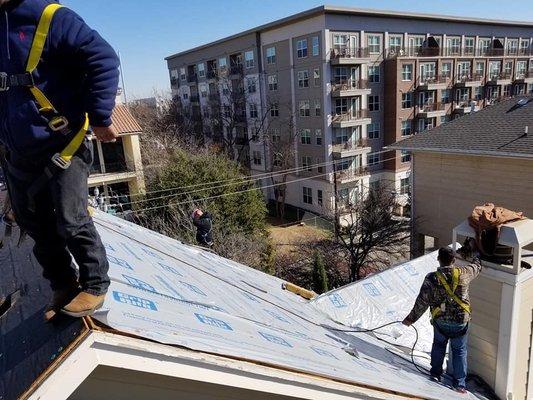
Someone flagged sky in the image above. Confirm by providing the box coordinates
[64,0,533,100]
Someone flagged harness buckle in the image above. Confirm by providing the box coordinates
[51,153,71,170]
[0,73,9,92]
[49,116,69,132]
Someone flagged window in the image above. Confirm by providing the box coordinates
[401,120,411,136]
[312,36,320,56]
[489,61,501,79]
[244,50,254,68]
[302,155,312,171]
[271,128,280,142]
[179,67,186,81]
[313,68,321,86]
[297,39,308,58]
[298,70,309,88]
[218,57,227,69]
[198,63,205,77]
[303,187,312,204]
[440,115,450,124]
[464,38,475,55]
[507,39,518,55]
[441,89,451,103]
[301,128,311,144]
[317,157,324,173]
[315,129,322,145]
[314,100,321,116]
[368,122,380,139]
[389,36,403,53]
[529,83,533,94]
[249,103,258,118]
[503,84,512,97]
[400,177,410,195]
[273,153,282,167]
[478,38,491,55]
[266,47,276,64]
[182,93,189,100]
[520,39,530,54]
[338,188,350,205]
[270,103,279,117]
[401,92,412,108]
[253,151,262,166]
[268,75,278,91]
[368,95,380,111]
[504,61,513,77]
[447,37,461,55]
[367,153,380,166]
[200,84,207,97]
[516,60,527,77]
[247,78,256,93]
[317,189,323,206]
[335,98,348,115]
[368,34,381,54]
[368,65,380,83]
[369,180,380,193]
[474,86,483,101]
[475,61,485,77]
[457,61,471,79]
[401,64,413,81]
[299,100,310,117]
[401,150,411,163]
[441,62,452,78]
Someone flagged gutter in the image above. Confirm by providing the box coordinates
[385,146,533,160]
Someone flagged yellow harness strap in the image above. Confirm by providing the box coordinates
[432,268,471,320]
[26,4,89,169]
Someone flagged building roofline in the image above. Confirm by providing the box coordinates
[386,145,533,160]
[165,4,533,61]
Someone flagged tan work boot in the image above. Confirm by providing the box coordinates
[44,285,80,321]
[61,292,106,318]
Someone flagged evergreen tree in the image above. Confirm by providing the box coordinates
[312,251,328,294]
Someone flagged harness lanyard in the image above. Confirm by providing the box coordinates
[431,268,471,320]
[26,4,90,169]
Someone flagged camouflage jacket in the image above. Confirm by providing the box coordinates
[405,258,482,324]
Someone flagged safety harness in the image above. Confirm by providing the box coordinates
[1,4,90,210]
[431,267,472,321]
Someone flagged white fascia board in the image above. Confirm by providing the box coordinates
[30,331,412,400]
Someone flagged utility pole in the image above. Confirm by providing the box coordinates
[333,160,340,241]
[118,51,128,105]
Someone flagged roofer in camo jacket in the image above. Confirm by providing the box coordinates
[0,0,119,319]
[402,239,482,394]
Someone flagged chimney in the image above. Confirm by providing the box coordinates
[452,219,533,400]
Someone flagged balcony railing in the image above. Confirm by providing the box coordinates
[455,99,479,108]
[332,109,369,122]
[187,73,198,83]
[515,71,532,80]
[332,138,369,152]
[330,47,370,59]
[229,64,243,75]
[337,166,369,181]
[207,70,218,79]
[387,46,533,59]
[419,102,445,112]
[455,73,484,83]
[331,79,369,91]
[487,71,513,81]
[418,75,448,86]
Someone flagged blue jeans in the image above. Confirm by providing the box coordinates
[431,320,468,388]
[4,139,110,295]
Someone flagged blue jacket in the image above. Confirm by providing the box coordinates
[0,0,119,159]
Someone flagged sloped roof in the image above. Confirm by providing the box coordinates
[389,96,533,159]
[75,211,491,400]
[112,104,142,135]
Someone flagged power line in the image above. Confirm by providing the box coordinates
[128,155,400,214]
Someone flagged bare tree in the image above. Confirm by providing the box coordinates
[336,183,411,282]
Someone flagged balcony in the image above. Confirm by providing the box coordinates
[207,70,218,80]
[514,71,533,83]
[330,79,371,97]
[336,166,369,183]
[486,72,513,86]
[189,94,200,103]
[453,100,480,115]
[455,74,484,87]
[330,47,370,65]
[417,102,446,118]
[332,138,370,158]
[418,75,449,90]
[170,77,179,86]
[331,109,371,128]
[229,64,243,76]
[187,74,197,83]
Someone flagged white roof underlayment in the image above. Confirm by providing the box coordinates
[88,211,486,400]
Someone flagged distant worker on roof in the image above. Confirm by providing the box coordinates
[402,241,481,394]
[0,0,119,319]
[192,208,213,247]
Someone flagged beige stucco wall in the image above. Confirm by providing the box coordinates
[413,152,533,246]
[513,275,533,400]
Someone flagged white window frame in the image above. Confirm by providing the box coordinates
[367,153,380,166]
[198,63,205,77]
[299,100,310,117]
[368,95,380,112]
[401,92,412,109]
[314,100,321,116]
[315,129,322,145]
[313,68,321,86]
[247,78,256,93]
[252,151,262,166]
[368,122,380,139]
[367,34,382,54]
[303,187,313,204]
[312,36,320,56]
[301,128,311,144]
[266,47,276,64]
[301,155,312,171]
[249,103,258,118]
[268,75,278,91]
[298,70,309,88]
[297,39,308,58]
[244,50,255,69]
[368,65,380,83]
[401,120,411,136]
[401,64,412,81]
[218,57,227,69]
[401,150,411,163]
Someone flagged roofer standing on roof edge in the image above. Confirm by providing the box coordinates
[402,240,482,394]
[0,0,119,319]
[192,208,213,248]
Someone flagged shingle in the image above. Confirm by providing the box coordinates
[389,96,533,158]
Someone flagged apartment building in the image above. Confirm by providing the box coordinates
[166,5,533,217]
